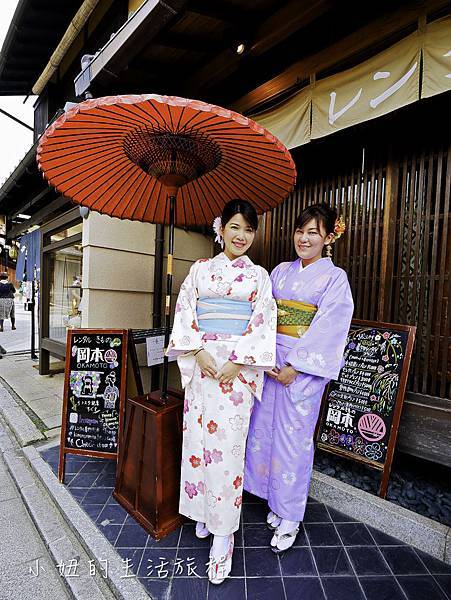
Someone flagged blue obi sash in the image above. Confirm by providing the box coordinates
[196,297,252,335]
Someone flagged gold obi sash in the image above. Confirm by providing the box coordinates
[276,299,317,337]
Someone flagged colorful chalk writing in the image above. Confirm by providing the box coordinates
[317,324,410,465]
[63,331,126,454]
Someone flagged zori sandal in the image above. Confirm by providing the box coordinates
[270,524,300,554]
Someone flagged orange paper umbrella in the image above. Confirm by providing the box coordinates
[36,94,296,226]
[37,94,296,399]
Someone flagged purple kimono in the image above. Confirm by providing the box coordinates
[244,257,354,520]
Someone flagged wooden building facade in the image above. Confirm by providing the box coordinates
[0,0,449,464]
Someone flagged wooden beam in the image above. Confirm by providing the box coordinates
[7,195,69,240]
[158,31,226,53]
[186,0,331,95]
[10,186,53,219]
[250,0,332,58]
[231,0,450,113]
[187,0,257,26]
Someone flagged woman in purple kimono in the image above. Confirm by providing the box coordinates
[244,202,354,553]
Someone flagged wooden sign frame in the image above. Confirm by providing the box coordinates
[315,319,416,498]
[59,329,129,483]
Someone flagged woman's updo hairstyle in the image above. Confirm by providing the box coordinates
[294,202,337,235]
[221,199,258,231]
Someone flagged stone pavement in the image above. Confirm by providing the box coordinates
[0,298,38,353]
[0,437,70,600]
[0,343,450,599]
[0,412,117,600]
[0,352,64,438]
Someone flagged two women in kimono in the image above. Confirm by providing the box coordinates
[244,202,354,553]
[169,199,354,584]
[167,199,277,584]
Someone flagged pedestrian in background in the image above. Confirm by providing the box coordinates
[0,271,16,332]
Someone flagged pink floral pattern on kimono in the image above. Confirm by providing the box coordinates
[167,252,277,535]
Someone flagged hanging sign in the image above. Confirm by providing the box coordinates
[58,329,128,482]
[316,319,416,497]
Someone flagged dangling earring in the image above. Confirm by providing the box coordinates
[326,244,332,258]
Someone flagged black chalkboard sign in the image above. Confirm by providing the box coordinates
[316,319,416,497]
[58,329,129,482]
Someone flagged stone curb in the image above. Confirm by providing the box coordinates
[23,441,150,600]
[310,470,451,564]
[0,376,46,446]
[0,417,117,600]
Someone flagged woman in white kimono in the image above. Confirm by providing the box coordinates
[167,199,277,584]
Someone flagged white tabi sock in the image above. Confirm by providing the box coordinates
[211,534,230,558]
[277,518,300,535]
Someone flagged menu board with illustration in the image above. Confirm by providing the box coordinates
[58,329,128,482]
[316,320,415,496]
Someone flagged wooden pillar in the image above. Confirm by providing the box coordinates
[378,155,399,321]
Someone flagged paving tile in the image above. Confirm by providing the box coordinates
[380,547,429,575]
[279,547,317,577]
[82,487,113,504]
[335,523,375,546]
[304,523,342,547]
[82,503,104,522]
[100,523,121,544]
[68,488,87,501]
[170,575,208,599]
[303,503,332,523]
[397,575,448,600]
[311,546,353,576]
[359,576,406,600]
[208,576,246,599]
[79,460,107,474]
[366,525,406,546]
[38,446,450,600]
[115,523,149,548]
[321,576,366,600]
[246,576,285,600]
[243,523,274,547]
[242,502,267,523]
[327,507,359,523]
[415,550,451,574]
[347,546,392,576]
[174,547,210,577]
[116,547,144,574]
[435,575,451,599]
[284,577,326,600]
[146,527,181,549]
[96,504,128,526]
[92,472,116,487]
[138,577,171,599]
[244,547,281,577]
[179,523,211,548]
[65,460,88,475]
[137,548,177,578]
[67,472,100,488]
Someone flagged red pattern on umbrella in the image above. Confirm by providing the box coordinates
[37,94,296,226]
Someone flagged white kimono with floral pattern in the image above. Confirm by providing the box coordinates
[167,252,277,535]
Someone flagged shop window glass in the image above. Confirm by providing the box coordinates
[48,243,83,342]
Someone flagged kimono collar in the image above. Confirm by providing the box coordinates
[215,252,254,268]
[297,257,332,272]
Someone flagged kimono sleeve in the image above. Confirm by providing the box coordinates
[285,268,354,379]
[229,267,277,368]
[166,260,203,358]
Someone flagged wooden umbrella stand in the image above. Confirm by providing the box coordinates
[114,188,184,539]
